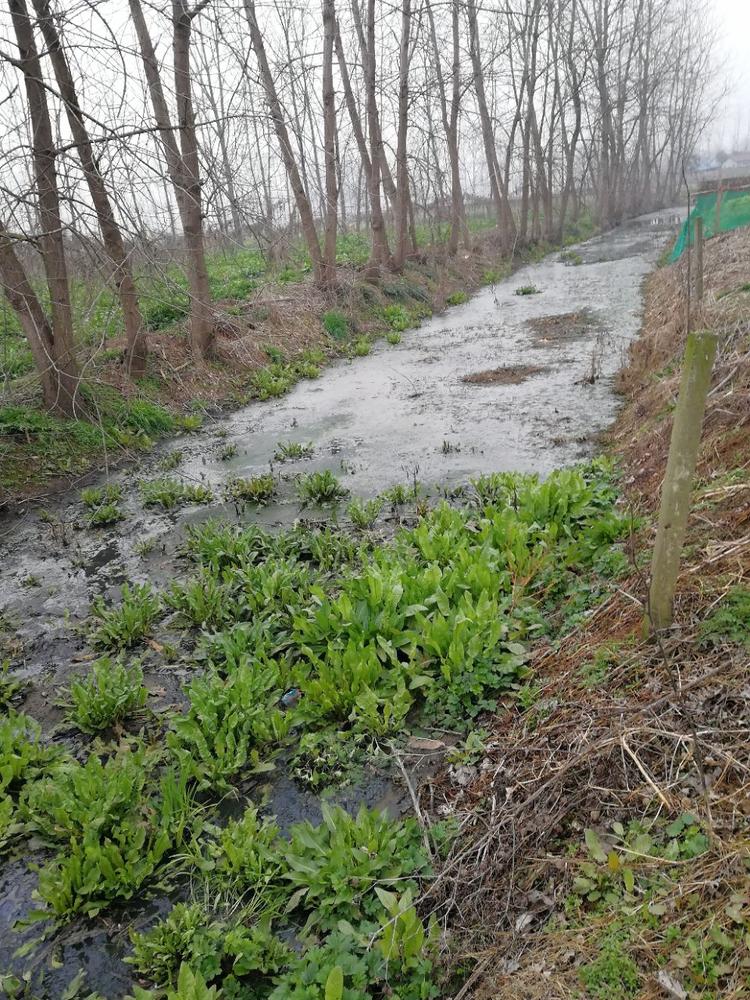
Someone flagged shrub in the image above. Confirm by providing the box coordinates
[67,656,148,733]
[296,470,349,505]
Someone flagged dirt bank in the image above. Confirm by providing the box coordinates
[433,228,750,999]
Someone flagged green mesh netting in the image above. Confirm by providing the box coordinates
[670,187,750,262]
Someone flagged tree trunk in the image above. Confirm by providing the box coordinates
[321,0,339,286]
[243,0,326,287]
[9,0,79,415]
[32,0,147,376]
[172,0,214,357]
[392,0,412,270]
[129,0,214,357]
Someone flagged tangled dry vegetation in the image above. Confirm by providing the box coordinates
[427,229,750,999]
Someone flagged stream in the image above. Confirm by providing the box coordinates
[0,211,681,996]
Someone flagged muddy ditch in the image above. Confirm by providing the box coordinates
[0,211,683,997]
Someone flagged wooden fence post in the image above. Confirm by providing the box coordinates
[646,331,717,633]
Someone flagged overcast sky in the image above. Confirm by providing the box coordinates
[711,0,750,148]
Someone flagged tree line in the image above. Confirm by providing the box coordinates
[0,0,716,415]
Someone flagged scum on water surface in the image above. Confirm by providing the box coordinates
[0,214,681,998]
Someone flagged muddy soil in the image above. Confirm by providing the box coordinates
[0,211,682,996]
[461,364,547,385]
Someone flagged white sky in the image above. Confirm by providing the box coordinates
[711,0,750,149]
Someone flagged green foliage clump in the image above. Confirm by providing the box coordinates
[67,656,148,733]
[514,284,540,296]
[167,664,291,789]
[383,304,412,332]
[297,470,350,505]
[224,473,276,504]
[282,804,427,932]
[204,807,284,902]
[27,750,193,918]
[273,440,314,462]
[351,336,371,357]
[129,903,289,990]
[347,497,383,529]
[579,928,640,998]
[322,310,349,341]
[699,586,750,649]
[445,290,469,306]
[386,330,402,345]
[141,477,213,509]
[90,582,161,650]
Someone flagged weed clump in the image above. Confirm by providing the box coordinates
[66,656,148,733]
[141,477,213,510]
[515,284,540,295]
[224,473,276,504]
[347,496,383,529]
[297,470,350,505]
[699,586,750,649]
[321,310,349,341]
[445,290,469,306]
[273,440,314,462]
[90,582,161,650]
[351,336,371,357]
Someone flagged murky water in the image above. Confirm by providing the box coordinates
[0,211,680,995]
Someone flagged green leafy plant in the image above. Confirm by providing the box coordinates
[297,470,349,505]
[386,330,402,345]
[322,310,349,341]
[90,582,161,650]
[282,803,427,932]
[347,497,383,529]
[445,290,469,306]
[224,473,276,504]
[579,928,640,998]
[514,284,540,295]
[81,483,122,507]
[218,443,237,461]
[167,664,291,789]
[81,483,124,526]
[141,478,213,510]
[128,903,289,990]
[28,752,193,918]
[274,440,314,462]
[351,336,371,357]
[383,304,411,331]
[699,587,750,649]
[66,656,148,733]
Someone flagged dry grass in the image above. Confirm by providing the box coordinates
[426,228,750,1000]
